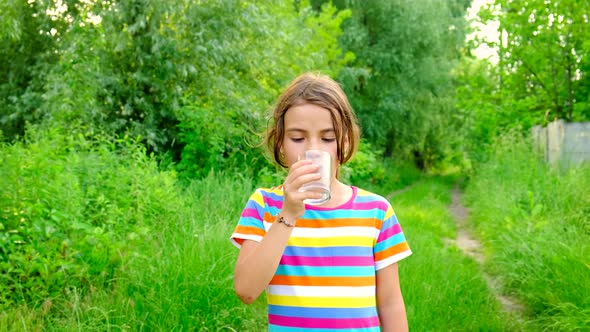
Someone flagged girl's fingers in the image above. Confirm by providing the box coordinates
[282,161,322,216]
[288,160,314,176]
[286,163,319,184]
[284,186,323,204]
[284,172,320,197]
[288,172,321,191]
[283,160,321,211]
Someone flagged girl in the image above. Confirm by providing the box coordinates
[231,72,412,331]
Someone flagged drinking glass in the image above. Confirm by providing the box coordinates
[299,150,332,205]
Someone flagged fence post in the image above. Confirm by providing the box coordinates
[547,119,565,165]
[531,125,547,162]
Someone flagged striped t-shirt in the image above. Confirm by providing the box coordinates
[231,186,412,332]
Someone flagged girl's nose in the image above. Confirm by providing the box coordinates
[307,144,319,151]
[307,138,322,151]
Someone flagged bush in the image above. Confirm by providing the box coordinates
[0,126,184,308]
[342,140,421,195]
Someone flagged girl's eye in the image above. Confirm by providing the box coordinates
[291,138,304,142]
[322,138,336,143]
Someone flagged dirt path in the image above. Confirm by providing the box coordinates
[448,184,526,316]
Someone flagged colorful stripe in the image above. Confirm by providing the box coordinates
[374,232,407,253]
[282,246,373,257]
[279,255,374,267]
[270,275,376,287]
[287,236,375,248]
[264,213,382,228]
[267,285,375,297]
[268,294,376,308]
[290,226,378,238]
[269,314,380,328]
[269,326,381,332]
[376,222,402,242]
[268,305,377,319]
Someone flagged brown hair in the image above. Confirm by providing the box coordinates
[265,72,360,168]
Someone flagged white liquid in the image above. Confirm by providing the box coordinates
[300,150,332,205]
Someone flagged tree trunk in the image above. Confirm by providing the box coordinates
[565,50,574,122]
[383,130,394,158]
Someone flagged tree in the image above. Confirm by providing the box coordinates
[0,0,73,141]
[330,0,471,169]
[479,0,590,124]
[3,0,354,177]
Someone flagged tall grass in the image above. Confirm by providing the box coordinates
[389,176,518,331]
[104,173,267,331]
[22,172,269,331]
[0,127,266,331]
[0,126,184,307]
[464,132,590,331]
[2,127,532,331]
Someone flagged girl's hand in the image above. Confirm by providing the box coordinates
[281,159,322,219]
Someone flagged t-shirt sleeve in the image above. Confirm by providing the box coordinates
[374,203,412,270]
[230,189,267,248]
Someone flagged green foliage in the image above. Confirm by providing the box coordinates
[456,1,590,171]
[341,140,421,194]
[0,0,62,140]
[453,57,507,165]
[3,0,355,181]
[0,125,183,308]
[120,173,264,331]
[341,140,386,184]
[0,125,267,330]
[42,0,196,156]
[2,0,472,175]
[335,0,471,169]
[473,0,590,124]
[1,148,522,330]
[3,1,590,330]
[464,131,590,330]
[174,0,355,179]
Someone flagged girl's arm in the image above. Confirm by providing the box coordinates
[376,263,409,332]
[233,212,296,304]
[234,160,321,304]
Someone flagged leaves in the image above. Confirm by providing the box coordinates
[0,126,185,305]
[1,0,355,179]
[479,0,590,123]
[336,0,471,169]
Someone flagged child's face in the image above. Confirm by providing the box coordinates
[281,103,338,174]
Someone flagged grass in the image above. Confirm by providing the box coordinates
[387,175,518,331]
[463,133,590,331]
[2,127,586,331]
[0,172,268,331]
[0,128,267,331]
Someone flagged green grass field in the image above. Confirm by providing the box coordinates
[1,131,588,331]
